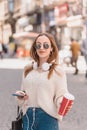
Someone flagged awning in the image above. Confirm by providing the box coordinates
[13,32,39,39]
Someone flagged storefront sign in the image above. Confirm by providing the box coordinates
[55,3,69,16]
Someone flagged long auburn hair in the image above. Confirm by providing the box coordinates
[24,32,59,79]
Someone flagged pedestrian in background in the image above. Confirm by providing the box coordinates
[70,38,80,75]
[0,41,3,59]
[81,34,87,78]
[8,36,17,57]
[15,33,73,130]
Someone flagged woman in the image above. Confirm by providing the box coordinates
[16,33,73,130]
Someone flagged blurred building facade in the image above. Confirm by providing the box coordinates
[0,0,87,48]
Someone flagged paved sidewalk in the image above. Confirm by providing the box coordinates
[60,74,87,130]
[0,58,30,69]
[0,56,86,72]
[0,58,87,130]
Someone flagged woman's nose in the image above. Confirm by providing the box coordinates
[40,44,44,49]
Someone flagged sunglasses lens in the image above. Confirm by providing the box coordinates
[35,43,50,49]
[35,44,41,49]
[43,43,49,49]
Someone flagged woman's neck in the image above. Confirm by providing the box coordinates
[39,57,48,67]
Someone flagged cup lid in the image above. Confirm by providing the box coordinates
[64,93,75,100]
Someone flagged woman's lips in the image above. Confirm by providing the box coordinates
[39,51,45,54]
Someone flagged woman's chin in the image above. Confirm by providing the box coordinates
[39,55,49,59]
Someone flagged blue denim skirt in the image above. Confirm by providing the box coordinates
[22,107,59,130]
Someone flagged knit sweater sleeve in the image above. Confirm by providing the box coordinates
[21,65,29,90]
[21,61,33,90]
[16,63,32,106]
[54,66,69,109]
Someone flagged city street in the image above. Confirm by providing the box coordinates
[0,58,87,130]
[0,0,87,129]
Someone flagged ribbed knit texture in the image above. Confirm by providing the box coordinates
[17,65,68,121]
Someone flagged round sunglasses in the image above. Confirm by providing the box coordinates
[35,43,50,50]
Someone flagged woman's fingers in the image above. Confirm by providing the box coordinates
[16,91,29,100]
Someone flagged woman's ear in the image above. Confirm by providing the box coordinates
[51,47,53,52]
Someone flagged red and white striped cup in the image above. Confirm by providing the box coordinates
[58,93,75,116]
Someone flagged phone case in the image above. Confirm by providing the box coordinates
[12,93,24,97]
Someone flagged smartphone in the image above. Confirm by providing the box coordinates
[12,93,24,97]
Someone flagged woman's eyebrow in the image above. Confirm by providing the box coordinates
[36,42,41,44]
[36,41,50,45]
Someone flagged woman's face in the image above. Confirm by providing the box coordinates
[35,35,52,60]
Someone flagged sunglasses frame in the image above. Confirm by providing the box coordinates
[35,43,50,50]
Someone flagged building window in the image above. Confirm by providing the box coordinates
[8,0,14,12]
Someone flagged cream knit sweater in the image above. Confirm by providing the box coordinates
[17,64,68,121]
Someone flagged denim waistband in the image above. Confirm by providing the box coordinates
[27,107,44,114]
[22,107,59,130]
[28,107,41,110]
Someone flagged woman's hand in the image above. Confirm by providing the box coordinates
[15,90,29,100]
[64,102,74,115]
[22,95,29,100]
